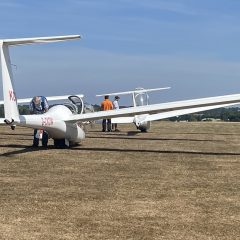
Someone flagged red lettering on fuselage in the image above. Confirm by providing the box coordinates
[41,117,54,127]
[9,90,16,102]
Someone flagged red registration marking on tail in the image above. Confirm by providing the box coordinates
[9,90,16,101]
[41,117,54,126]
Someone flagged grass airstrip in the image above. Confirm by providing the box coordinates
[0,121,239,240]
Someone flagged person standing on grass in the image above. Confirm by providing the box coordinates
[101,95,113,132]
[29,96,49,147]
[112,95,120,131]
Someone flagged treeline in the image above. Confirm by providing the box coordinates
[169,107,240,122]
[0,105,30,117]
[1,105,240,122]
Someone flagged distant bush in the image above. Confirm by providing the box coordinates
[0,105,30,117]
[169,107,240,122]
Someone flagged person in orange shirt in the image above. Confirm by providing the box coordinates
[101,95,113,132]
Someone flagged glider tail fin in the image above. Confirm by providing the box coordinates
[0,35,80,123]
[0,43,19,123]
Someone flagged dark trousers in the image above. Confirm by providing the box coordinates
[102,119,112,132]
[112,123,117,130]
[33,129,48,147]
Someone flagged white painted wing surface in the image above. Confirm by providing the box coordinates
[64,93,240,122]
[106,103,233,124]
[96,87,171,97]
[111,117,135,124]
[145,103,236,122]
[2,35,80,46]
[0,118,5,124]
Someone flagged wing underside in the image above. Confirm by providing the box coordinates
[111,117,135,124]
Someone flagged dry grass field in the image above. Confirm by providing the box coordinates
[0,121,239,240]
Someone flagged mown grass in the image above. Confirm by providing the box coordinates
[0,121,239,240]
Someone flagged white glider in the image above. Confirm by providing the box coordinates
[0,94,86,129]
[96,87,239,132]
[96,87,171,131]
[1,35,240,147]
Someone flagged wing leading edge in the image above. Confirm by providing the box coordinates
[64,93,240,123]
[1,35,80,46]
[96,87,171,97]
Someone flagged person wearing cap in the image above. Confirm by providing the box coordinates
[101,95,113,132]
[29,96,49,147]
[112,95,120,131]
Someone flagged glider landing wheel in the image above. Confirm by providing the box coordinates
[54,139,67,148]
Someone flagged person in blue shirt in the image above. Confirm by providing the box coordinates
[29,96,49,147]
[29,96,49,114]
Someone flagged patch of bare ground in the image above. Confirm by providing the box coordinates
[0,121,239,239]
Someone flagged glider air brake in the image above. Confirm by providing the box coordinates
[1,35,240,147]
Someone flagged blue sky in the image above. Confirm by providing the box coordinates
[1,0,240,105]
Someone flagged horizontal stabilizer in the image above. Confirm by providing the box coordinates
[1,35,80,46]
[96,87,171,97]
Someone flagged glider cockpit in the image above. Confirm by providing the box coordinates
[67,95,94,115]
[133,87,149,107]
